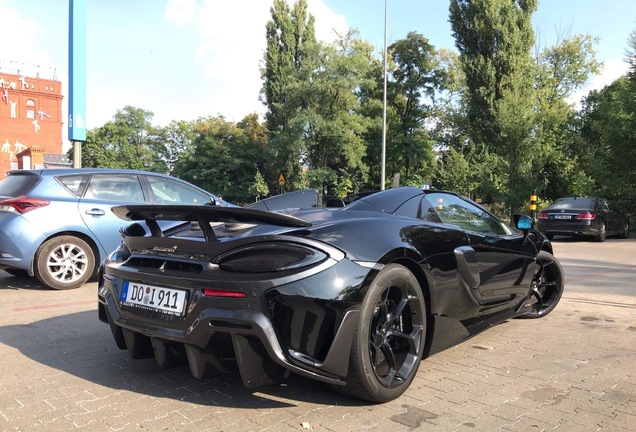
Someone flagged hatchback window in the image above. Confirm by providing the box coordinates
[85,174,145,202]
[147,176,211,205]
[0,173,39,197]
[57,174,89,197]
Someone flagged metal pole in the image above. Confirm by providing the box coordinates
[380,0,388,190]
[73,140,82,168]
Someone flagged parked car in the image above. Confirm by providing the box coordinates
[538,197,629,242]
[0,168,233,290]
[98,187,563,402]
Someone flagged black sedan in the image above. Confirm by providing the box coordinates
[538,197,629,242]
[98,187,564,402]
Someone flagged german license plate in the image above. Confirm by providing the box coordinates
[120,281,187,316]
[553,215,571,220]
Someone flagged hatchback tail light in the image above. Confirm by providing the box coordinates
[538,211,548,220]
[0,195,50,214]
[576,211,596,220]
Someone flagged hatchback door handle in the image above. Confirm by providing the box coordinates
[85,209,106,216]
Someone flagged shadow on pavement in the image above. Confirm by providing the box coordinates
[0,271,99,291]
[0,309,367,408]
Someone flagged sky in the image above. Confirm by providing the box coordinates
[1,0,634,149]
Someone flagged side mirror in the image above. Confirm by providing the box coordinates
[513,214,534,235]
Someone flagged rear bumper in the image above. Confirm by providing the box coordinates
[0,214,44,273]
[538,220,600,237]
[98,259,372,388]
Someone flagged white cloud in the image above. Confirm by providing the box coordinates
[568,58,629,107]
[306,0,349,42]
[164,0,349,122]
[0,1,55,75]
[164,0,198,26]
[587,58,629,90]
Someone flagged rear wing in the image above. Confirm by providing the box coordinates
[112,205,312,242]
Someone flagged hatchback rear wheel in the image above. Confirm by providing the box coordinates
[34,236,95,290]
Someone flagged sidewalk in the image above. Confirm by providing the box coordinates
[0,245,634,431]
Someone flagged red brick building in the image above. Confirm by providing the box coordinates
[0,71,66,177]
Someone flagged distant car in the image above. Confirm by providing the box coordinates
[98,187,563,402]
[538,197,629,242]
[0,168,232,290]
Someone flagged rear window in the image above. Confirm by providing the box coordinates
[550,198,595,210]
[0,173,40,197]
[57,174,89,198]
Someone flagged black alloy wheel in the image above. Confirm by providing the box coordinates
[337,264,427,402]
[520,251,564,319]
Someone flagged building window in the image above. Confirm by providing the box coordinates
[26,100,35,118]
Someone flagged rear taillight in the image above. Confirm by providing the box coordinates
[203,289,247,298]
[576,211,596,220]
[0,195,50,214]
[538,211,548,220]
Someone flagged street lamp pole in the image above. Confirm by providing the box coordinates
[380,0,388,190]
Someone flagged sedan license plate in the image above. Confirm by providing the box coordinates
[553,215,571,220]
[121,281,187,316]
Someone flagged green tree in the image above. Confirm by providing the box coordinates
[284,31,375,196]
[578,76,636,216]
[249,170,270,201]
[533,34,601,200]
[172,115,269,204]
[449,0,537,215]
[159,119,199,175]
[75,106,166,172]
[262,0,318,190]
[385,32,443,186]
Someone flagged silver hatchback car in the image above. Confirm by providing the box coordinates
[0,168,231,290]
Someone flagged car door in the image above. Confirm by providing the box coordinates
[78,173,147,257]
[599,199,621,234]
[424,193,536,320]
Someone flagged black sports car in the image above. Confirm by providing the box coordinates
[98,187,564,402]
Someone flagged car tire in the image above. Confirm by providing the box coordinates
[518,251,564,319]
[594,223,607,242]
[336,264,427,402]
[34,236,95,290]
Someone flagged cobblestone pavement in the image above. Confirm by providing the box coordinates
[0,240,634,432]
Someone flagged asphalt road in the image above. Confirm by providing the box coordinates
[0,238,634,431]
